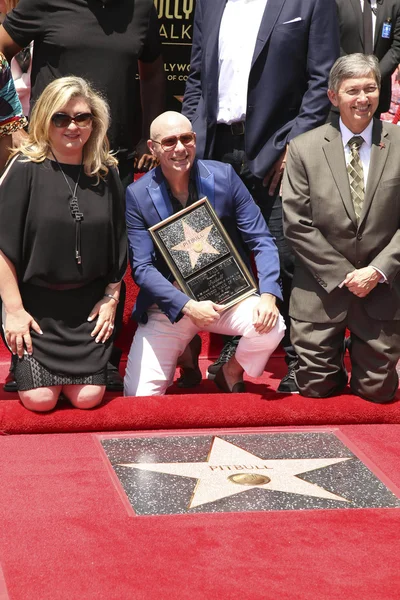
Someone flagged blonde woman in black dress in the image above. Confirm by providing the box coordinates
[0,76,127,411]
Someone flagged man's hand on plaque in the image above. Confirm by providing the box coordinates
[182,299,225,328]
[252,293,279,334]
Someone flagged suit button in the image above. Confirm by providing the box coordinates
[322,282,327,287]
[357,234,362,240]
[356,261,361,266]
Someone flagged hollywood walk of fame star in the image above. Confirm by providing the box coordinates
[119,436,351,509]
[171,220,220,269]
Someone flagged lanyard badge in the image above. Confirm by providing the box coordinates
[382,20,392,39]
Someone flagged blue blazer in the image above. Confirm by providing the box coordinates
[126,160,282,323]
[182,0,340,179]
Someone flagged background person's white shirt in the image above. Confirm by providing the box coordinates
[217,0,268,124]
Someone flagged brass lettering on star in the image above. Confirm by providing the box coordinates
[208,465,272,471]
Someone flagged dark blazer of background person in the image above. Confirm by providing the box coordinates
[182,0,340,179]
[336,0,400,113]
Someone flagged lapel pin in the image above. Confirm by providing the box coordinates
[379,142,386,150]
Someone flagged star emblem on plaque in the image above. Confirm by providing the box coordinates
[99,432,400,516]
[171,221,220,269]
[149,197,257,309]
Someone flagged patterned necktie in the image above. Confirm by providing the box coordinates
[347,136,365,223]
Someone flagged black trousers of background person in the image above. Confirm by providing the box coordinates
[213,125,296,364]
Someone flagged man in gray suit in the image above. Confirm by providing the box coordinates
[335,0,400,113]
[283,54,400,403]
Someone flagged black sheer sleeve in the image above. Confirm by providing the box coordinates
[0,155,31,278]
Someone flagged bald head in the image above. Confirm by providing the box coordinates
[147,111,196,181]
[150,111,192,141]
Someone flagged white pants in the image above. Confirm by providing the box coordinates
[124,295,286,396]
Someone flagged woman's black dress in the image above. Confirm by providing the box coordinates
[0,156,127,390]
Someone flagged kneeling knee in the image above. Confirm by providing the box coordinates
[297,374,346,398]
[19,389,59,412]
[64,385,105,409]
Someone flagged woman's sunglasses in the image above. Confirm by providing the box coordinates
[151,131,196,151]
[51,112,94,128]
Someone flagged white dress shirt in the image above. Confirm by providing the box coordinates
[217,0,268,124]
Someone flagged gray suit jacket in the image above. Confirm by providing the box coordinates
[282,118,400,323]
[336,0,400,112]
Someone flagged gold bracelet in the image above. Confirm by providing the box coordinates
[104,294,119,304]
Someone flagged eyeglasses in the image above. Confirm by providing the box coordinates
[151,131,196,151]
[51,112,94,128]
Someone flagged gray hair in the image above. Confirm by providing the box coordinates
[328,54,381,93]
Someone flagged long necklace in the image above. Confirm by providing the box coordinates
[51,150,84,265]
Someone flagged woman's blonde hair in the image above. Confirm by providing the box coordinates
[14,76,118,180]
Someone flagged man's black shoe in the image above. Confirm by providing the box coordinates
[207,337,239,378]
[277,362,299,394]
[3,370,17,393]
[106,363,124,392]
[177,334,202,388]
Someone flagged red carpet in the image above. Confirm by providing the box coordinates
[0,425,399,600]
[1,278,399,599]
[1,272,399,434]
[1,356,399,434]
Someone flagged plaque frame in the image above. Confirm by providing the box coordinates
[149,197,257,310]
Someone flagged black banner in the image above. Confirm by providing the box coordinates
[154,0,196,110]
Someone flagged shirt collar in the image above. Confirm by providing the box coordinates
[339,118,373,148]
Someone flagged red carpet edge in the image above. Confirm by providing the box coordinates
[1,357,399,435]
[1,390,399,435]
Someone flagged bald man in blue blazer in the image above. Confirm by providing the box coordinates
[124,112,285,396]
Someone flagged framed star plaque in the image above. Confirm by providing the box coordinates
[149,197,257,309]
